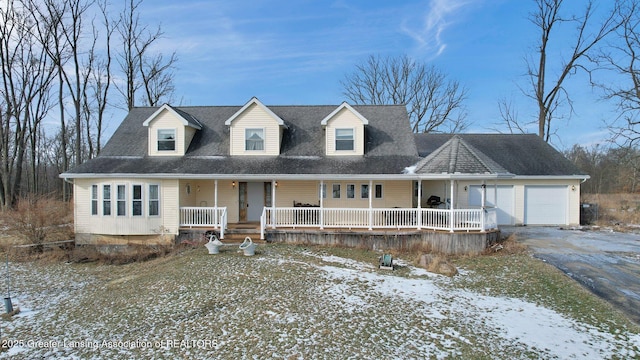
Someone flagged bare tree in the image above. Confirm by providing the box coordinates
[595,0,640,148]
[527,0,621,142]
[0,0,55,208]
[139,52,177,106]
[341,54,468,133]
[90,0,115,156]
[116,0,176,110]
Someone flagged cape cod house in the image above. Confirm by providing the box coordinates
[60,97,588,253]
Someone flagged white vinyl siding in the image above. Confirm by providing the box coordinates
[147,109,193,156]
[229,103,282,155]
[74,179,178,237]
[324,107,365,156]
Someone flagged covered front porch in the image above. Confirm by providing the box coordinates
[177,178,498,240]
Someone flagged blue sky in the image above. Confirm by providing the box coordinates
[133,0,618,150]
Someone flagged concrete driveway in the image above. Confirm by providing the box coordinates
[502,226,640,324]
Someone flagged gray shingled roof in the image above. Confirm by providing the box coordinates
[66,104,422,176]
[414,134,586,176]
[413,135,509,175]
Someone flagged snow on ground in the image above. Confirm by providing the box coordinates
[1,246,639,359]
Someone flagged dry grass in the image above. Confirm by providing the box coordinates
[582,193,640,226]
[2,244,638,359]
[0,196,73,248]
[482,233,528,256]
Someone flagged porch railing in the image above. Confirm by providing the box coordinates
[260,207,498,239]
[179,207,227,239]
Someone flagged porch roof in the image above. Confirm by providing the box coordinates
[415,133,587,176]
[60,154,425,178]
[413,135,510,175]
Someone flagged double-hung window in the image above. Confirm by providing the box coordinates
[319,183,327,199]
[346,184,355,199]
[332,184,341,199]
[157,129,176,151]
[91,185,98,215]
[149,185,159,216]
[375,184,383,199]
[245,128,264,151]
[117,185,126,216]
[335,128,354,151]
[103,185,112,216]
[132,185,143,216]
[361,184,369,199]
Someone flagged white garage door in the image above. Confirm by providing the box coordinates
[469,185,514,225]
[524,186,568,225]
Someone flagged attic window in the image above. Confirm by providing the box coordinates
[335,128,354,151]
[157,129,176,151]
[245,128,264,151]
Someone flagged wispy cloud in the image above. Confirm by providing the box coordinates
[401,0,475,57]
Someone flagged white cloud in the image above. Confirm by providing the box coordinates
[401,0,475,57]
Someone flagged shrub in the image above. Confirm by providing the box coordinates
[1,196,73,250]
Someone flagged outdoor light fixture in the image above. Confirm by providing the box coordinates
[571,185,576,191]
[232,181,236,188]
[185,183,191,195]
[275,181,278,187]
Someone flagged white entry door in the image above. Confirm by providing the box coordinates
[524,185,568,225]
[246,182,265,221]
[469,185,514,225]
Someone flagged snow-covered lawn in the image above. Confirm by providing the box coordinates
[1,245,639,359]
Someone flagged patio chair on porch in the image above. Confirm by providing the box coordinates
[427,195,442,208]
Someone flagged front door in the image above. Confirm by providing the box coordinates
[239,182,266,222]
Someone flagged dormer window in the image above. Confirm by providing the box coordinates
[245,128,265,151]
[157,129,176,151]
[335,128,354,151]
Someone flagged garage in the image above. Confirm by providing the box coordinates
[469,185,514,225]
[524,185,568,225]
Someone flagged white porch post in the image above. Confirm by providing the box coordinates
[481,182,486,231]
[320,180,324,230]
[450,180,455,232]
[214,180,219,228]
[417,179,422,229]
[368,180,373,230]
[271,180,277,229]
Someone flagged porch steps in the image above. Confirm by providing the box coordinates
[221,223,265,244]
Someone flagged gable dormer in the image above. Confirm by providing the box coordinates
[143,104,202,156]
[225,97,287,156]
[321,102,368,156]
